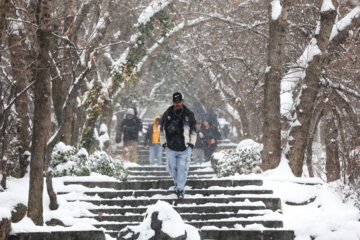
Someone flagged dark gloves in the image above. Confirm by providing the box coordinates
[187,143,194,149]
[162,143,167,150]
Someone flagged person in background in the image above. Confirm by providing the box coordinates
[192,120,206,163]
[160,92,197,199]
[205,108,220,132]
[118,108,142,162]
[222,124,230,139]
[144,115,163,165]
[202,118,221,161]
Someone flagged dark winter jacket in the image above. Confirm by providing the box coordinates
[195,129,206,149]
[201,125,221,151]
[160,105,197,151]
[119,116,142,142]
[144,116,161,146]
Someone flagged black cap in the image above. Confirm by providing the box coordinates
[172,92,183,102]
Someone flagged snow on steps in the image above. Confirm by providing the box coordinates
[60,165,294,240]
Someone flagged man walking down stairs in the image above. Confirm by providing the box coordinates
[62,164,295,240]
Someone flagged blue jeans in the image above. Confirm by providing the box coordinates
[149,144,162,165]
[166,147,191,192]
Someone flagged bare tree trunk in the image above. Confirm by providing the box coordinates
[286,1,338,176]
[325,116,340,182]
[52,0,76,145]
[8,4,31,178]
[100,99,113,151]
[45,67,90,210]
[305,137,315,178]
[27,0,52,225]
[71,106,85,147]
[61,0,76,144]
[305,103,329,178]
[261,0,289,170]
[0,0,12,189]
[0,0,10,61]
[0,88,15,189]
[236,103,252,139]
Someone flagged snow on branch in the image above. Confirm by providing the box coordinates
[3,81,35,114]
[135,17,209,74]
[112,0,175,72]
[111,16,210,100]
[196,53,240,121]
[188,12,268,38]
[322,77,360,99]
[280,39,321,118]
[136,0,174,26]
[271,0,282,20]
[321,0,336,12]
[138,78,166,119]
[330,6,360,41]
[281,6,360,119]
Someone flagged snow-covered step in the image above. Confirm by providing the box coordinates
[127,175,216,180]
[199,229,294,240]
[72,196,281,211]
[63,179,263,190]
[58,188,273,198]
[126,165,211,171]
[87,204,269,215]
[60,164,294,239]
[10,230,106,240]
[127,170,216,176]
[94,219,284,231]
[105,229,294,239]
[85,212,268,222]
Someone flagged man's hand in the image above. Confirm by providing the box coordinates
[162,143,167,150]
[199,132,204,138]
[210,139,215,144]
[187,143,194,149]
[144,145,149,149]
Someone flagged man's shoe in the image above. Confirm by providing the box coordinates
[177,190,184,200]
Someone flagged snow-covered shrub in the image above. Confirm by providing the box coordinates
[51,142,127,180]
[215,139,263,177]
[51,142,90,177]
[88,151,128,180]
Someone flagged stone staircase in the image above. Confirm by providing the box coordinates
[60,165,294,240]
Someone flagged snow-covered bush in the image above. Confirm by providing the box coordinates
[88,151,128,180]
[215,139,263,177]
[51,143,90,177]
[51,142,127,180]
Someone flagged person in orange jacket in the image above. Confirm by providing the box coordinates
[144,115,163,165]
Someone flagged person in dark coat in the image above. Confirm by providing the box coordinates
[201,118,221,161]
[192,120,206,163]
[160,92,197,199]
[222,124,230,139]
[205,108,220,132]
[144,115,162,165]
[117,108,142,162]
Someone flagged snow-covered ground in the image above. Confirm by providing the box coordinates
[1,156,360,240]
[224,158,360,240]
